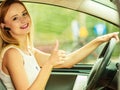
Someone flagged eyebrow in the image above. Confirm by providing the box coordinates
[11,9,27,18]
[22,10,27,13]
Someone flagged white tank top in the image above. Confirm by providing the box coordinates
[0,45,41,90]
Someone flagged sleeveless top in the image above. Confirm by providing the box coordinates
[0,45,41,90]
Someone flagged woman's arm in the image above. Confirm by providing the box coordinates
[34,32,119,69]
[56,32,120,68]
[3,41,63,90]
[29,41,64,90]
[34,48,50,67]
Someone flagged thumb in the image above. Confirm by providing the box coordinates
[53,40,59,51]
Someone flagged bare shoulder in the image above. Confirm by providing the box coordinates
[3,47,21,58]
[1,45,21,59]
[3,47,23,66]
[2,47,24,75]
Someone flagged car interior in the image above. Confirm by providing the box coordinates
[0,0,120,90]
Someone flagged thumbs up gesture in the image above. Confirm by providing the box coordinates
[48,40,66,67]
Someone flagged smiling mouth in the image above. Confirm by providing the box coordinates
[20,23,29,29]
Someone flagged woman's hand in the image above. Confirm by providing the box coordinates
[96,32,119,43]
[48,40,66,67]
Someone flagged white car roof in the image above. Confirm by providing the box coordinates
[0,0,119,26]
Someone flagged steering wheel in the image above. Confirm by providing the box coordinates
[85,38,117,90]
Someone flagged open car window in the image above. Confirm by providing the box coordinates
[0,0,119,64]
[24,2,120,64]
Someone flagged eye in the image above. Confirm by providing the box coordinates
[23,11,28,16]
[13,17,18,21]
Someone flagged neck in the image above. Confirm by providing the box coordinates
[18,36,32,55]
[17,35,29,51]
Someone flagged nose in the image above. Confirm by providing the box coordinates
[20,16,26,23]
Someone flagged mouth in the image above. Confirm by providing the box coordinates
[20,23,29,29]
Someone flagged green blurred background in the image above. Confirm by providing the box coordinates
[25,3,120,63]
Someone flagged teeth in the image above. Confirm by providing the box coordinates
[23,24,27,28]
[21,24,28,29]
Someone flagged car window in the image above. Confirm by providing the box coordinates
[25,3,120,64]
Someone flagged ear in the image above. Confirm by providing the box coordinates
[0,23,5,30]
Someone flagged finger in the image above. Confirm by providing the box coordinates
[53,40,59,51]
[58,60,65,64]
[58,53,66,57]
[114,32,120,42]
[58,50,66,54]
[58,58,65,64]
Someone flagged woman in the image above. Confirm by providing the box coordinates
[0,0,119,90]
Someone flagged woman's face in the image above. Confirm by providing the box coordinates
[4,3,31,36]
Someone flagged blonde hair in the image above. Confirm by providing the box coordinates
[0,0,34,52]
